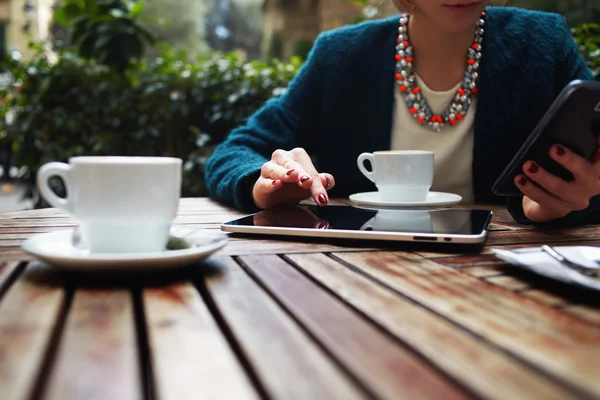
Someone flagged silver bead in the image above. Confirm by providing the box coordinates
[399,26,406,33]
[469,81,477,89]
[413,103,420,110]
[475,36,483,43]
[409,93,416,100]
[460,95,467,102]
[455,94,461,101]
[398,50,406,57]
[399,43,406,50]
[401,60,407,67]
[433,122,440,129]
[449,113,456,120]
[406,46,413,53]
[456,104,463,111]
[467,65,475,72]
[419,112,426,118]
[468,48,475,56]
[407,63,413,69]
[400,17,407,25]
[398,34,405,41]
[403,80,409,87]
[408,76,416,83]
[475,44,482,52]
[472,72,479,80]
[475,52,482,60]
[477,28,484,35]
[473,62,479,69]
[478,19,485,26]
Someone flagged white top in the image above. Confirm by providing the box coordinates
[390,75,476,203]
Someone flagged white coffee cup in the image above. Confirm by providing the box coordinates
[357,150,434,202]
[37,156,182,254]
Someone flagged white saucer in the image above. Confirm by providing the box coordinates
[349,191,462,208]
[21,226,228,271]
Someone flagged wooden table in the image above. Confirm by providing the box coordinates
[1,198,599,400]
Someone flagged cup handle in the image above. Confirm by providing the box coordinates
[357,153,375,183]
[37,162,74,213]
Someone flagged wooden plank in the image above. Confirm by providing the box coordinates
[203,256,364,400]
[519,290,569,308]
[0,262,23,292]
[218,239,379,256]
[486,227,600,246]
[484,276,532,291]
[287,253,575,400]
[562,305,600,325]
[44,289,141,400]
[0,248,33,262]
[240,254,468,400]
[458,265,509,278]
[144,282,258,400]
[0,262,66,400]
[431,254,509,267]
[334,251,600,397]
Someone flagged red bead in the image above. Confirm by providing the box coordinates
[468,59,476,65]
[417,117,425,124]
[395,54,402,61]
[396,40,401,44]
[404,41,410,47]
[399,85,407,92]
[395,73,403,80]
[458,88,465,96]
[437,116,443,123]
[431,116,437,123]
[409,108,417,114]
[472,43,479,49]
[412,87,420,94]
[457,114,463,120]
[472,87,479,94]
[406,57,414,63]
[449,119,457,125]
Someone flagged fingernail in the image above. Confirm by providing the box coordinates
[555,145,565,156]
[272,180,277,185]
[518,176,527,186]
[528,163,538,174]
[325,176,331,189]
[318,193,328,205]
[317,221,329,229]
[286,169,295,176]
[300,176,310,183]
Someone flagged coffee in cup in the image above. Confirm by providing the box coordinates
[357,150,434,202]
[37,156,182,253]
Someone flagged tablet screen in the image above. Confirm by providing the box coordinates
[222,204,492,243]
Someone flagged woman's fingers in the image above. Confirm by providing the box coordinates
[514,174,571,221]
[287,148,329,205]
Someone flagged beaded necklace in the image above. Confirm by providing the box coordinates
[395,12,486,132]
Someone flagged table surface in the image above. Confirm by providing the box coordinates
[0,198,599,400]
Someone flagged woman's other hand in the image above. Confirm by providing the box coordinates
[252,147,335,210]
[515,138,600,223]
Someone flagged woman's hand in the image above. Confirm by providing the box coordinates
[514,140,600,223]
[252,147,335,210]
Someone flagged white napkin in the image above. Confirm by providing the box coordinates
[492,246,600,291]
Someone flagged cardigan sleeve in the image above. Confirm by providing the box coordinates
[507,15,599,227]
[204,33,330,212]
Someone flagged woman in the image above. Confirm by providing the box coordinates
[205,0,600,225]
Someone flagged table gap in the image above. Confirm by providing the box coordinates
[326,252,595,399]
[28,279,74,400]
[0,261,27,301]
[193,267,271,400]
[132,286,157,400]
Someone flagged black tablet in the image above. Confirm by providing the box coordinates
[221,204,493,244]
[493,80,600,196]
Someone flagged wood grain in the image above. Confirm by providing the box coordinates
[334,251,600,397]
[0,263,66,400]
[562,305,600,325]
[44,289,141,400]
[204,256,364,400]
[144,282,257,400]
[518,290,569,308]
[287,253,575,400]
[0,262,23,293]
[239,254,468,400]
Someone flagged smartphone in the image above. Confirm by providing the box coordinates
[492,80,600,196]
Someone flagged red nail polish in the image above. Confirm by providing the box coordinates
[325,176,331,189]
[272,180,277,185]
[300,176,310,183]
[518,176,527,186]
[286,169,295,176]
[318,194,328,205]
[555,145,565,156]
[528,163,538,174]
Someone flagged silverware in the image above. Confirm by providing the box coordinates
[541,245,599,278]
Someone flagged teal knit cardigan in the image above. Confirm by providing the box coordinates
[205,7,597,225]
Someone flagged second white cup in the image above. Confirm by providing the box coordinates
[357,150,434,202]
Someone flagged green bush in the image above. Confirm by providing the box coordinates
[572,23,600,79]
[0,45,302,200]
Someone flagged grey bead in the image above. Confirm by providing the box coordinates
[478,19,485,26]
[455,94,461,101]
[473,62,479,69]
[475,52,482,60]
[456,104,463,111]
[468,65,475,72]
[419,112,426,118]
[401,60,407,67]
[477,28,484,35]
[400,17,407,25]
[460,95,467,102]
[407,63,413,69]
[399,26,406,33]
[406,46,413,53]
[470,81,477,89]
[449,113,456,120]
[398,34,405,41]
[409,93,416,100]
[398,50,406,57]
[472,72,479,80]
